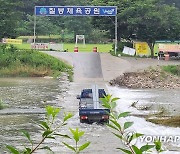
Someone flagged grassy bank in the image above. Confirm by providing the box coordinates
[162,65,180,76]
[0,44,73,80]
[14,43,112,52]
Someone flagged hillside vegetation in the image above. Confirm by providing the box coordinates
[0,44,73,79]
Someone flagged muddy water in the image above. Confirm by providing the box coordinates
[107,86,180,116]
[1,77,179,154]
[108,86,180,153]
[0,77,69,153]
[0,78,122,154]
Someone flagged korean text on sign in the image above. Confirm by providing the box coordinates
[35,6,117,16]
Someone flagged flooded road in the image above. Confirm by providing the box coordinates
[108,86,180,153]
[1,78,179,153]
[0,78,121,154]
[0,77,69,153]
[1,52,179,153]
[107,86,180,116]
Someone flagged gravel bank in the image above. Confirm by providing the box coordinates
[110,67,180,89]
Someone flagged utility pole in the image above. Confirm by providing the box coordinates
[115,15,118,55]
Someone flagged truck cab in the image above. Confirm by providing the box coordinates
[77,85,110,123]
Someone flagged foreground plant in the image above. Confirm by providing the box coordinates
[0,99,8,110]
[101,95,164,154]
[63,128,90,154]
[6,105,74,154]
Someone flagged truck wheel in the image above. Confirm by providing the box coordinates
[80,119,86,123]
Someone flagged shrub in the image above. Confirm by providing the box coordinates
[162,65,180,76]
[0,45,73,79]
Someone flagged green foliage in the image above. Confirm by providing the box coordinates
[16,15,61,36]
[0,0,22,38]
[6,145,20,154]
[163,0,180,9]
[6,105,90,153]
[93,0,180,57]
[6,106,75,154]
[0,99,7,110]
[140,144,155,152]
[63,128,90,154]
[0,44,73,78]
[154,140,164,152]
[101,95,164,154]
[162,65,180,76]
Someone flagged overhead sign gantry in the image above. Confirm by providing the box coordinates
[34,6,118,53]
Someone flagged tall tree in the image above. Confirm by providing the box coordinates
[0,0,22,38]
[92,0,180,57]
[163,0,180,9]
[119,0,180,57]
[16,15,60,36]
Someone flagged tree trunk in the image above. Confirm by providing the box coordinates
[147,41,155,58]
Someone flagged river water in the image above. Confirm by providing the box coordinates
[107,86,180,153]
[0,78,179,153]
[107,86,180,116]
[0,77,69,153]
[0,78,120,154]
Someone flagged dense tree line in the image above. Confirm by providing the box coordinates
[0,0,180,56]
[92,0,180,56]
[163,0,180,9]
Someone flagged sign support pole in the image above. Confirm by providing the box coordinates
[33,15,36,44]
[115,15,118,55]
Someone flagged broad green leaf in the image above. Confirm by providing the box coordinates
[24,147,31,153]
[46,106,60,118]
[124,122,133,130]
[46,136,55,139]
[129,133,144,143]
[70,128,79,142]
[112,132,123,140]
[101,98,111,109]
[109,113,117,120]
[46,105,53,116]
[40,121,49,130]
[154,140,163,152]
[38,146,53,152]
[42,130,53,137]
[54,133,71,139]
[111,97,120,102]
[110,119,121,130]
[53,108,60,118]
[70,128,84,142]
[117,148,132,154]
[63,113,73,122]
[106,123,119,131]
[110,101,117,109]
[21,130,32,144]
[132,145,142,154]
[118,112,131,119]
[100,95,113,109]
[140,144,155,152]
[6,145,20,154]
[62,142,76,152]
[78,131,85,138]
[79,142,90,152]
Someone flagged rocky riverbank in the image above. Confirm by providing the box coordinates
[110,67,180,89]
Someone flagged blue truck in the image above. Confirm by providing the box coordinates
[77,85,110,123]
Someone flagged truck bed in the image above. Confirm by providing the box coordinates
[78,87,110,123]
